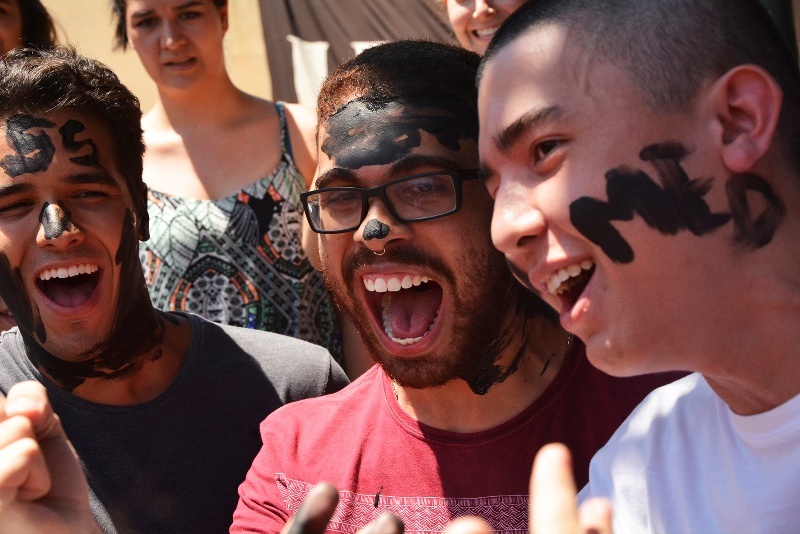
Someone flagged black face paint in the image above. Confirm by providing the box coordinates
[0,253,46,342]
[363,219,390,240]
[506,258,537,294]
[321,97,478,170]
[39,202,77,240]
[14,209,165,391]
[0,114,56,178]
[725,173,785,248]
[569,143,731,263]
[59,119,99,167]
[459,310,527,395]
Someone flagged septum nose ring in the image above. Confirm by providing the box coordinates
[374,248,386,256]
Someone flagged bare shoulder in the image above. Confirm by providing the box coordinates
[282,103,318,186]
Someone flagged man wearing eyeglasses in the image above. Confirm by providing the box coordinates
[230,40,679,534]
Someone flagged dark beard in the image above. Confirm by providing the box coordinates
[323,241,520,390]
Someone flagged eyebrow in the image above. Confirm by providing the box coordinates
[314,154,466,190]
[495,105,566,152]
[0,172,120,199]
[314,168,358,189]
[65,172,120,188]
[130,0,202,18]
[0,182,33,200]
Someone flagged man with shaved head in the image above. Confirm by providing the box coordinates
[478,0,800,531]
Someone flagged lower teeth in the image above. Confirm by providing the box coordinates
[381,293,439,346]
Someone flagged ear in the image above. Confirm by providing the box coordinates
[708,65,783,174]
[218,5,229,33]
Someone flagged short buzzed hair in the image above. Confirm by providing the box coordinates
[481,0,800,173]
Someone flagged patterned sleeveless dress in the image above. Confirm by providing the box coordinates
[139,103,341,359]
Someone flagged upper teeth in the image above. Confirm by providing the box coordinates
[39,263,98,281]
[547,260,593,295]
[474,26,499,37]
[364,274,430,293]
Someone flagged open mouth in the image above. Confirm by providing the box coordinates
[472,25,500,39]
[36,263,101,309]
[546,260,596,310]
[363,273,443,346]
[165,58,196,68]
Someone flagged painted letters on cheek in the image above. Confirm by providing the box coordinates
[725,173,785,248]
[569,142,784,263]
[0,114,56,177]
[320,98,478,170]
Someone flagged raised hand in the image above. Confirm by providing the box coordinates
[0,381,99,533]
[531,444,612,534]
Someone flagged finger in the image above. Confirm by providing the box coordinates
[5,382,52,435]
[5,382,89,506]
[286,482,339,534]
[0,435,50,503]
[443,516,492,534]
[578,498,613,534]
[356,512,404,534]
[531,443,579,534]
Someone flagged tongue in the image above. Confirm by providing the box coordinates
[44,277,96,308]
[387,284,442,339]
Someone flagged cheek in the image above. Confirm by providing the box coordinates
[446,3,470,32]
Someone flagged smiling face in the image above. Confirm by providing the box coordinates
[445,0,528,54]
[125,0,228,91]
[316,98,519,390]
[0,110,157,379]
[478,25,780,375]
[0,0,23,56]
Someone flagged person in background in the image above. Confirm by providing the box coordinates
[0,0,55,55]
[110,0,359,368]
[0,45,347,533]
[442,0,528,55]
[0,0,57,330]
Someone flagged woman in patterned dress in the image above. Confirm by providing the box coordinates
[110,0,355,364]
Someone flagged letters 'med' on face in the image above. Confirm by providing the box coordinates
[478,25,786,375]
[0,110,159,390]
[316,97,524,394]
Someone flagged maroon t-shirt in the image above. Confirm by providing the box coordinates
[233,341,678,533]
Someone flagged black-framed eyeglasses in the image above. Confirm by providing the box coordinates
[300,169,481,234]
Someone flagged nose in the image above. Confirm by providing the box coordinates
[160,19,186,50]
[353,198,412,255]
[473,0,496,17]
[490,181,545,261]
[36,202,83,251]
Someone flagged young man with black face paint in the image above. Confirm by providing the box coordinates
[0,47,348,533]
[477,0,800,532]
[229,40,678,533]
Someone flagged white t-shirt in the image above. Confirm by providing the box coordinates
[579,373,800,533]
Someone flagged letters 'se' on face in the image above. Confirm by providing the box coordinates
[478,25,785,375]
[0,110,143,363]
